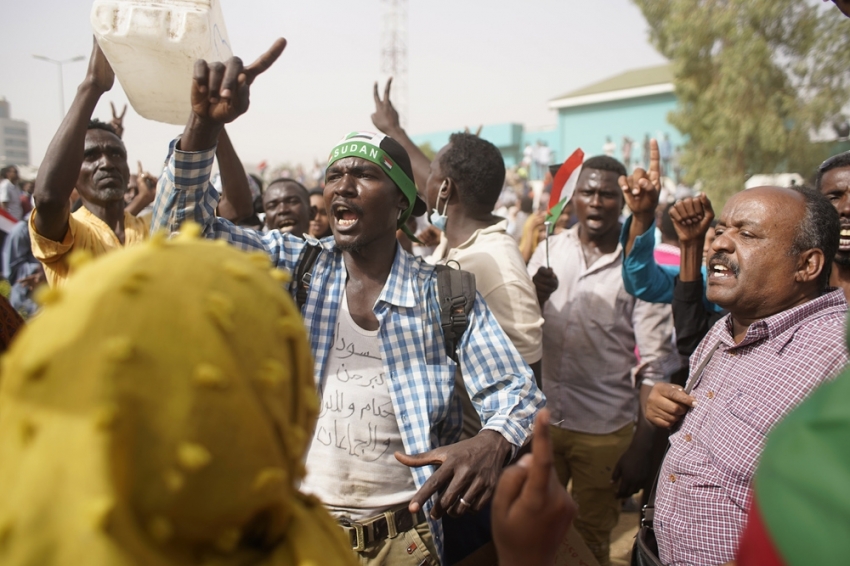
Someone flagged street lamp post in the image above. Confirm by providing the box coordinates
[32,54,86,120]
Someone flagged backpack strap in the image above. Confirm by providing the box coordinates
[292,241,323,310]
[435,262,476,363]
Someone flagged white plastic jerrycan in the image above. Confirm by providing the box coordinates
[91,0,233,125]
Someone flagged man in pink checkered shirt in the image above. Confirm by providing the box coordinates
[643,185,850,565]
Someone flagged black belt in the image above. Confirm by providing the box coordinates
[338,504,424,552]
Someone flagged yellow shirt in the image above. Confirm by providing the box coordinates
[29,206,150,287]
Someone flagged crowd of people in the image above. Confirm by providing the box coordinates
[1,3,850,566]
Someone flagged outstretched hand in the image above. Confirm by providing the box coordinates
[371,78,402,136]
[86,37,115,94]
[493,409,577,566]
[396,429,512,519]
[619,138,661,218]
[190,38,287,126]
[669,194,714,245]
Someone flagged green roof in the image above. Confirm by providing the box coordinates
[551,64,673,102]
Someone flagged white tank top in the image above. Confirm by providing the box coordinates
[301,291,417,520]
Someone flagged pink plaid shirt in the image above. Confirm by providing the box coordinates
[655,288,849,566]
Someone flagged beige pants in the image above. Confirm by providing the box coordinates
[550,424,634,566]
[354,521,440,566]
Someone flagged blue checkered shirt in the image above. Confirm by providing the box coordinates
[151,142,545,554]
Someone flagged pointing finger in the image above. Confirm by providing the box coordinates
[244,37,287,84]
[394,448,446,469]
[373,81,381,105]
[110,101,117,118]
[649,139,660,184]
[523,409,554,507]
[119,103,127,119]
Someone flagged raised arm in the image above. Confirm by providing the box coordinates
[670,194,714,283]
[215,127,254,222]
[33,39,114,242]
[618,138,680,303]
[371,79,432,192]
[670,194,721,356]
[180,39,287,152]
[151,39,288,258]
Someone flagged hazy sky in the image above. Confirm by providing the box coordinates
[1,1,666,174]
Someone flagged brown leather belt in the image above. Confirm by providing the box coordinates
[338,504,425,552]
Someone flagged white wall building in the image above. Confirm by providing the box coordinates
[0,98,30,166]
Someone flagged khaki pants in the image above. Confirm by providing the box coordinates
[550,424,634,566]
[355,521,440,566]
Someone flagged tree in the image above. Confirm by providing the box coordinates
[633,0,850,204]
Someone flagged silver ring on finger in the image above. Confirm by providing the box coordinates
[458,497,471,508]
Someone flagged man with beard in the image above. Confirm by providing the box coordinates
[262,178,311,237]
[151,40,543,565]
[644,185,849,565]
[816,150,850,300]
[29,38,148,288]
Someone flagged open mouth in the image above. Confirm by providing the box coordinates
[708,256,738,280]
[710,264,734,278]
[275,218,297,230]
[840,227,850,250]
[332,202,361,229]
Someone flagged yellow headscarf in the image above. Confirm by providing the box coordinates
[0,229,356,566]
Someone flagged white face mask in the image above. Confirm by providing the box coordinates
[429,180,449,232]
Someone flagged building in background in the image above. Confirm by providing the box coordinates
[410,63,684,177]
[410,123,559,168]
[549,64,683,172]
[0,98,31,166]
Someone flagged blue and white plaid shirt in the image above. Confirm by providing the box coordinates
[152,142,545,554]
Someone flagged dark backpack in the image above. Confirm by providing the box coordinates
[292,242,476,363]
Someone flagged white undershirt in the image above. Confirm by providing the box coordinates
[301,291,417,520]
